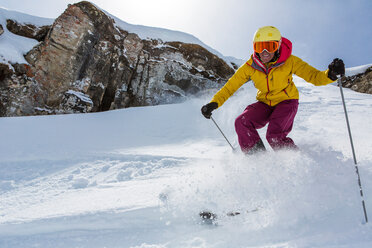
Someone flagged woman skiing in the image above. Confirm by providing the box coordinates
[201,26,345,154]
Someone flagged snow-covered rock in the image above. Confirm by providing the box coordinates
[5,19,50,41]
[341,65,372,94]
[0,1,235,117]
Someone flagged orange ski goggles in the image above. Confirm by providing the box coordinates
[253,40,280,53]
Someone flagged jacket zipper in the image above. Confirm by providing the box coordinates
[266,69,272,106]
[283,89,289,97]
[265,74,271,106]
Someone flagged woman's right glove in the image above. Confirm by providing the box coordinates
[201,102,218,119]
[328,58,345,81]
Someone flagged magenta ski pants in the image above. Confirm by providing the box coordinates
[235,99,299,152]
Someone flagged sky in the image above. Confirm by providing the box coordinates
[0,0,371,69]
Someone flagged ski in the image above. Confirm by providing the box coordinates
[199,208,259,224]
[199,211,217,224]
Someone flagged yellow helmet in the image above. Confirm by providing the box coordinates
[253,26,281,42]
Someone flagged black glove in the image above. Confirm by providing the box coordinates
[328,58,345,80]
[201,102,218,119]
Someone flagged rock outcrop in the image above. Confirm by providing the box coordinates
[0,24,4,36]
[0,63,13,81]
[6,19,50,41]
[341,66,372,94]
[0,1,234,117]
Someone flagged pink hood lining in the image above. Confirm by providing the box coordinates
[276,37,292,64]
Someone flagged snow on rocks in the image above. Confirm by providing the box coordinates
[5,19,50,41]
[341,64,372,94]
[345,64,372,77]
[61,90,94,113]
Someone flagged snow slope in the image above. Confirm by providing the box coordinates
[1,72,372,247]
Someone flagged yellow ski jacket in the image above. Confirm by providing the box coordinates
[211,37,335,107]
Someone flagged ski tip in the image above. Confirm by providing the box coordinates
[199,211,217,225]
[226,211,241,216]
[199,211,217,220]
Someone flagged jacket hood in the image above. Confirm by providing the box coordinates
[276,37,292,64]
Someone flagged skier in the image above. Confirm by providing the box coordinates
[201,26,345,154]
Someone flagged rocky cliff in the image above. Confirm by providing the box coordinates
[0,1,234,116]
[341,66,372,94]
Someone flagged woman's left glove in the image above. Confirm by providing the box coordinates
[201,102,218,119]
[328,58,345,80]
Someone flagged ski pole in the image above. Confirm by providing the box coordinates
[338,76,368,223]
[210,116,236,151]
